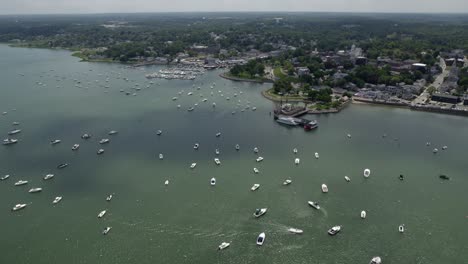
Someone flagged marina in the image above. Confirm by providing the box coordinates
[0,44,467,264]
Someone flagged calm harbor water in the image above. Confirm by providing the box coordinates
[1,44,467,264]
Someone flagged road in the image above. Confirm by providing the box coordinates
[412,58,449,105]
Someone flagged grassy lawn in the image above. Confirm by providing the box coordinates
[274,67,286,79]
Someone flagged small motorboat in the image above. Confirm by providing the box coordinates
[315,152,319,159]
[99,139,110,144]
[251,184,260,191]
[213,158,221,165]
[308,201,320,209]
[256,157,264,162]
[439,174,450,180]
[210,177,216,186]
[253,208,267,218]
[50,139,61,145]
[399,174,404,181]
[361,210,367,219]
[14,180,28,186]
[218,242,230,250]
[215,149,220,155]
[164,180,169,186]
[235,144,240,151]
[156,130,162,135]
[442,145,448,150]
[12,122,20,126]
[426,142,431,146]
[328,225,341,236]
[256,232,266,246]
[212,102,216,107]
[369,256,382,264]
[1,174,10,181]
[215,132,221,137]
[12,204,27,211]
[188,107,194,112]
[399,224,405,233]
[187,92,193,96]
[43,174,54,180]
[98,210,107,218]
[347,133,351,138]
[344,176,351,182]
[190,163,197,169]
[106,194,113,201]
[3,138,18,145]
[364,168,371,178]
[283,179,292,185]
[102,227,112,235]
[72,144,80,151]
[81,133,91,139]
[159,153,163,160]
[295,158,300,165]
[97,149,105,155]
[321,184,328,193]
[57,163,69,169]
[53,196,62,204]
[253,168,259,174]
[252,107,257,111]
[108,130,118,135]
[253,147,259,153]
[288,228,303,234]
[29,187,42,193]
[293,148,298,154]
[193,143,199,150]
[433,148,438,153]
[8,129,21,135]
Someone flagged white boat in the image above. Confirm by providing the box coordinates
[328,226,341,236]
[344,176,351,182]
[172,97,178,101]
[81,133,91,139]
[8,129,21,135]
[3,138,18,145]
[98,210,107,218]
[97,149,105,155]
[251,184,260,191]
[50,139,61,145]
[235,144,240,151]
[276,116,298,126]
[364,169,371,178]
[212,102,216,107]
[53,196,62,204]
[426,142,431,146]
[315,152,319,159]
[214,158,221,165]
[159,153,164,160]
[369,256,382,264]
[210,177,216,186]
[253,208,267,218]
[72,144,80,151]
[347,134,352,138]
[253,168,259,174]
[218,242,230,250]
[12,204,27,211]
[106,194,113,201]
[194,143,199,150]
[215,149,220,155]
[295,158,300,165]
[433,148,438,153]
[321,184,328,193]
[256,157,264,162]
[164,180,169,186]
[442,145,448,150]
[1,174,10,181]
[29,187,42,193]
[283,179,292,185]
[187,92,193,96]
[188,107,194,112]
[190,163,197,169]
[399,224,405,233]
[43,174,54,180]
[57,163,69,169]
[99,139,110,144]
[252,107,257,111]
[215,132,221,137]
[102,227,112,235]
[293,148,298,154]
[361,210,367,219]
[308,201,320,209]
[256,232,266,246]
[12,122,20,126]
[14,180,28,186]
[288,228,303,234]
[108,130,118,135]
[156,130,162,135]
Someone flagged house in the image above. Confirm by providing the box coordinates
[412,63,428,73]
[431,93,460,104]
[296,67,310,76]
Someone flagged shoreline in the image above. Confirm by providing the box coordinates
[219,73,274,84]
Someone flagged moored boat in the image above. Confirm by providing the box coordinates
[98,210,107,218]
[253,208,267,218]
[295,158,300,165]
[399,224,405,233]
[190,163,197,169]
[361,210,367,219]
[97,149,105,155]
[253,168,259,174]
[210,177,216,186]
[328,225,341,236]
[29,187,42,193]
[194,143,199,150]
[1,174,10,181]
[8,129,21,135]
[283,179,292,185]
[57,163,69,169]
[369,256,382,264]
[315,152,319,159]
[43,174,54,180]
[102,227,112,235]
[218,242,230,250]
[50,139,61,145]
[235,144,240,151]
[251,184,260,191]
[288,228,303,234]
[81,133,91,139]
[308,201,320,209]
[256,157,264,162]
[364,168,371,178]
[12,203,27,211]
[159,153,163,160]
[106,194,113,201]
[344,176,351,182]
[276,116,299,126]
[53,196,62,204]
[3,138,18,145]
[72,144,80,151]
[14,180,28,186]
[108,130,118,135]
[99,139,110,144]
[321,184,329,193]
[214,158,221,165]
[256,232,266,246]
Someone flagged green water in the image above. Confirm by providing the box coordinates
[1,44,467,264]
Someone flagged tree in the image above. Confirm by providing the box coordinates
[273,79,293,94]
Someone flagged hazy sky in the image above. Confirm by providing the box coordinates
[1,0,468,14]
